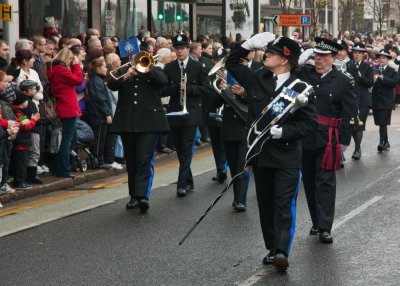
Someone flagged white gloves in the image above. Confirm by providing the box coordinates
[298,49,314,66]
[270,125,282,139]
[340,144,348,153]
[290,92,309,113]
[241,32,276,50]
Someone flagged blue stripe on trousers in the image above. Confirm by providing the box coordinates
[287,169,301,255]
[145,135,159,199]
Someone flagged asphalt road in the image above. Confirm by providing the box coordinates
[1,111,400,285]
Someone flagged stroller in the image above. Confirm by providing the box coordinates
[70,118,99,172]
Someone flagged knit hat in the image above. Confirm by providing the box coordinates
[14,90,28,106]
[19,80,40,92]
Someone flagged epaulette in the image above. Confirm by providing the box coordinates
[342,70,355,87]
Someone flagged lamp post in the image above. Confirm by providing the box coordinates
[333,0,338,38]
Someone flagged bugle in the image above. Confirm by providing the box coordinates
[110,51,159,80]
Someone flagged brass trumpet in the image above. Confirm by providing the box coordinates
[110,51,159,80]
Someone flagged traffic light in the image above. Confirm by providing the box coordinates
[157,1,165,21]
[176,3,182,21]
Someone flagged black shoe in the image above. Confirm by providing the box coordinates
[217,172,227,183]
[273,253,289,271]
[262,251,275,265]
[27,167,43,184]
[383,142,390,150]
[159,147,174,154]
[351,149,361,160]
[319,230,333,243]
[26,177,43,184]
[309,226,319,235]
[185,185,194,193]
[14,182,32,190]
[232,202,246,212]
[126,197,149,213]
[177,188,187,197]
[377,143,384,152]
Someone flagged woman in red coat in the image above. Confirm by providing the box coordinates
[47,48,84,177]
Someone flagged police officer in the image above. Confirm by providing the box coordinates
[214,61,250,212]
[163,33,213,197]
[226,33,317,271]
[297,37,358,243]
[350,43,374,159]
[107,44,170,213]
[372,49,398,152]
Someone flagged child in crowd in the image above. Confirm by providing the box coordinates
[19,80,43,184]
[11,91,40,189]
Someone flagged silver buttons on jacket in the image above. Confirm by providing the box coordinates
[134,101,137,104]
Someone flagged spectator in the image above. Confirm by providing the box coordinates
[15,49,44,109]
[30,35,49,89]
[0,40,10,72]
[47,48,84,177]
[19,80,43,184]
[86,58,121,170]
[11,92,40,189]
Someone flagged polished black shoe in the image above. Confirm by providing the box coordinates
[351,149,361,160]
[232,202,246,212]
[185,185,194,193]
[273,253,289,271]
[177,188,187,197]
[377,143,384,152]
[126,197,138,209]
[217,172,227,183]
[138,199,149,213]
[262,251,275,265]
[319,230,333,243]
[309,226,319,235]
[383,142,390,150]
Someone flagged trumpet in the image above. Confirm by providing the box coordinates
[180,69,189,114]
[109,51,159,80]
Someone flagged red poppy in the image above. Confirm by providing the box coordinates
[284,47,291,56]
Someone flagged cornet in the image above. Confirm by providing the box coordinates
[109,51,159,80]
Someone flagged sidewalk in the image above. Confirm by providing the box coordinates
[0,143,211,205]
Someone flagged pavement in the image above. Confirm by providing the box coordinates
[0,142,211,205]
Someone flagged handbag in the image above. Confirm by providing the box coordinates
[39,95,58,119]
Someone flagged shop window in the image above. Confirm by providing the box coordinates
[21,0,88,37]
[101,0,147,39]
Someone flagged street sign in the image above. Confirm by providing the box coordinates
[272,14,312,27]
[0,4,12,21]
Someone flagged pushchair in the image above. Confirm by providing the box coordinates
[70,118,99,172]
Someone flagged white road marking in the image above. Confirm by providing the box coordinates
[238,195,383,286]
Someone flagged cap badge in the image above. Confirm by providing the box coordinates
[177,35,182,42]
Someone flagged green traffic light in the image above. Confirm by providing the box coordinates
[176,15,182,21]
[158,14,164,20]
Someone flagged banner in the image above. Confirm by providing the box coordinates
[226,0,253,39]
[119,37,140,58]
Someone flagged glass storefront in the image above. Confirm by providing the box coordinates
[21,0,88,37]
[100,0,148,39]
[151,1,190,36]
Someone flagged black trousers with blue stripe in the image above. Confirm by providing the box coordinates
[121,132,158,200]
[253,167,301,256]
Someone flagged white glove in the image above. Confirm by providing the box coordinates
[290,92,309,114]
[298,49,314,66]
[270,125,282,139]
[241,32,276,50]
[340,144,348,153]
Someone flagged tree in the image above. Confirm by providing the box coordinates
[338,0,364,32]
[365,0,392,36]
[307,0,329,29]
[276,0,294,13]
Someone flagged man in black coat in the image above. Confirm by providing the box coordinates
[226,33,317,271]
[163,34,213,197]
[297,37,358,244]
[349,43,374,159]
[108,51,170,213]
[371,49,398,152]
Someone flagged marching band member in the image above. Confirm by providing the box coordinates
[226,33,317,271]
[163,34,213,197]
[297,37,358,243]
[350,43,374,160]
[107,44,170,213]
[371,49,398,152]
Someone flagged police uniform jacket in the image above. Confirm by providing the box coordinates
[297,64,358,149]
[226,46,318,169]
[351,61,374,107]
[213,87,248,141]
[163,58,213,127]
[372,66,398,110]
[108,66,170,133]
